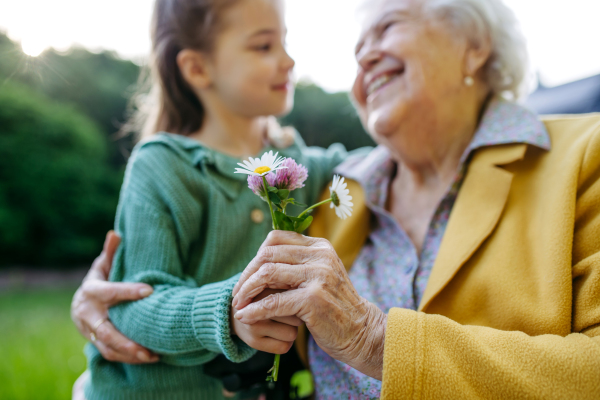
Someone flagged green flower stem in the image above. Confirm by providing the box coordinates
[263,176,278,230]
[297,198,333,220]
[272,354,280,381]
[263,175,281,381]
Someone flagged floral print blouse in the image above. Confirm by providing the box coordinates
[308,99,551,400]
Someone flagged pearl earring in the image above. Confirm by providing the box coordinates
[464,76,474,86]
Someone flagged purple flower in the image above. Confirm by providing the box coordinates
[272,158,308,190]
[247,173,275,198]
[246,157,308,201]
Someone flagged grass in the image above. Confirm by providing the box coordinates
[0,288,87,400]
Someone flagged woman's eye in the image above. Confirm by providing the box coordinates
[382,21,396,33]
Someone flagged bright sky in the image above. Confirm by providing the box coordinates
[1,0,599,92]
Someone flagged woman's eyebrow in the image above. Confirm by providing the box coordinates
[355,9,412,54]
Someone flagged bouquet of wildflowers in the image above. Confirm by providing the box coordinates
[235,151,353,381]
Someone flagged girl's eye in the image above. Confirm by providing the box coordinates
[255,43,272,52]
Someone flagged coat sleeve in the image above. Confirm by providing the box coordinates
[381,127,600,399]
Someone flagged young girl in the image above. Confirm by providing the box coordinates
[83,0,350,399]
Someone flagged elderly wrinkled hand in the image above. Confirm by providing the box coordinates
[232,230,387,380]
[71,231,159,364]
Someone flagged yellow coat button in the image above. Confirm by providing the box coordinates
[251,209,264,224]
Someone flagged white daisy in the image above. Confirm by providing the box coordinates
[329,175,353,219]
[235,151,287,177]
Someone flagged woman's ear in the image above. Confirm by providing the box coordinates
[176,49,211,90]
[464,36,492,78]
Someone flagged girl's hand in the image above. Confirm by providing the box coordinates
[231,288,302,354]
[232,230,387,380]
[71,231,159,364]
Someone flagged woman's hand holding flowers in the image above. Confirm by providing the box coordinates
[232,231,387,381]
[234,151,356,381]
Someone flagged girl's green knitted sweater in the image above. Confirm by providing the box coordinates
[84,132,351,400]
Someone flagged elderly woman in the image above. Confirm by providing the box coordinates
[73,0,600,398]
[231,0,600,398]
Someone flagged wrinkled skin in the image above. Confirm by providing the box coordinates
[232,230,387,380]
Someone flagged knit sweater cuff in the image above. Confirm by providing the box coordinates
[192,273,256,363]
[380,307,420,399]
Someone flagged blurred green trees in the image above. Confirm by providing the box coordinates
[0,32,372,268]
[0,82,122,266]
[282,82,374,150]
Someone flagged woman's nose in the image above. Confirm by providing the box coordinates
[356,41,382,72]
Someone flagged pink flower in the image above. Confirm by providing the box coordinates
[246,157,308,201]
[272,158,308,190]
[247,173,275,198]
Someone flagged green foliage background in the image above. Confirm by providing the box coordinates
[0,32,373,268]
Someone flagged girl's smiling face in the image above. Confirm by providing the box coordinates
[204,0,295,118]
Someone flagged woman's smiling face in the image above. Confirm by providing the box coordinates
[352,0,475,154]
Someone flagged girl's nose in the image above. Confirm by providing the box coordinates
[282,50,295,71]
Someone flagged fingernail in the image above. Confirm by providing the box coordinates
[232,298,238,308]
[137,351,150,362]
[139,287,153,297]
[234,311,243,320]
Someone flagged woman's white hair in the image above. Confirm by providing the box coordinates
[423,0,530,100]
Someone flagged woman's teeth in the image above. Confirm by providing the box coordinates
[366,73,398,96]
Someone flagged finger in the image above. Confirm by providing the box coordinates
[99,231,121,276]
[251,319,298,343]
[232,247,312,305]
[248,335,295,355]
[232,232,325,299]
[232,231,332,298]
[83,280,153,305]
[235,290,305,325]
[87,231,116,281]
[91,338,122,363]
[95,321,159,364]
[92,337,157,364]
[260,245,327,266]
[104,231,121,259]
[271,315,303,326]
[261,230,318,248]
[234,264,307,309]
[87,251,109,282]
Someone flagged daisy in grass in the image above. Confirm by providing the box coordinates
[235,152,353,382]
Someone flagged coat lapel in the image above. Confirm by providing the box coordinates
[418,143,528,312]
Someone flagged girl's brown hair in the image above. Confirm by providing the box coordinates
[124,0,237,140]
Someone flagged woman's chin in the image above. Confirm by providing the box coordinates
[367,109,400,140]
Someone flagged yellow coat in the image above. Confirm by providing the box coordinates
[310,114,600,399]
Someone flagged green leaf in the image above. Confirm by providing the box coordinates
[294,215,313,233]
[286,214,312,223]
[274,211,294,231]
[287,199,307,207]
[276,189,290,200]
[268,192,282,205]
[267,186,278,193]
